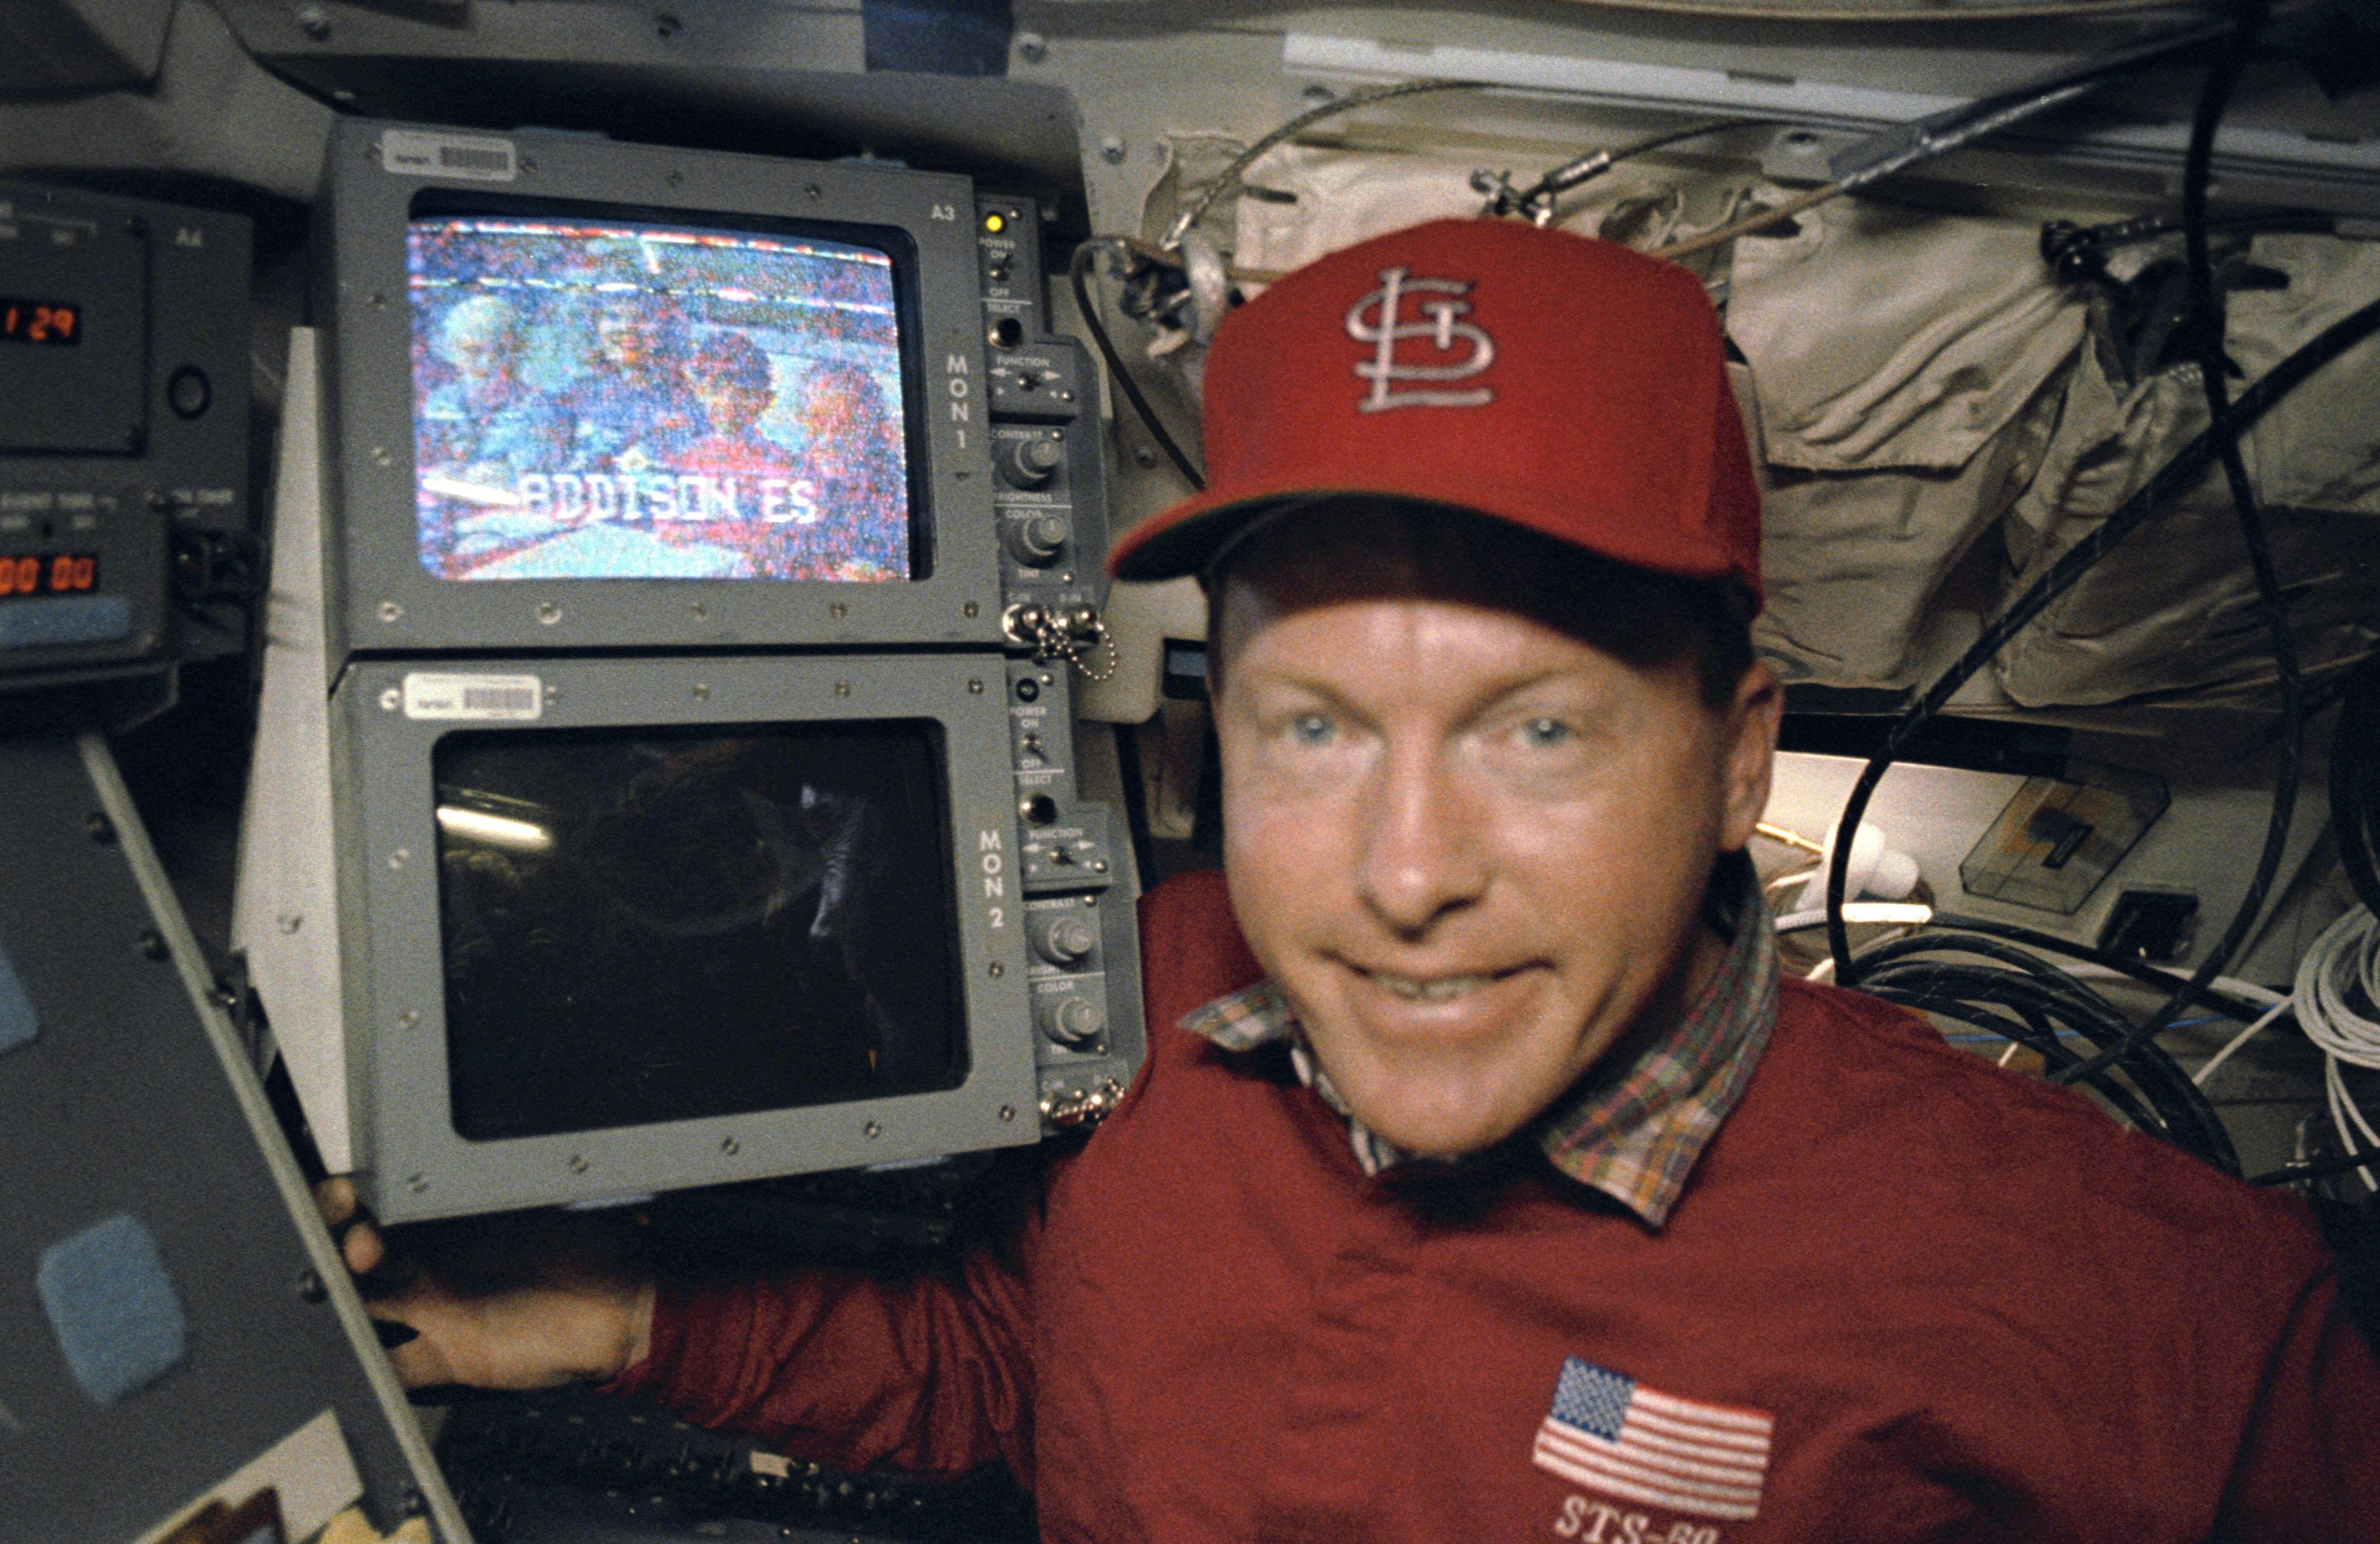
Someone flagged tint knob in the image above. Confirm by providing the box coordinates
[1005,513,1071,565]
[1037,994,1105,1045]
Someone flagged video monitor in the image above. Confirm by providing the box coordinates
[406,212,916,586]
[319,651,1146,1223]
[435,718,961,1142]
[318,119,1024,657]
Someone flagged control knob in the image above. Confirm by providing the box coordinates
[1037,993,1105,1046]
[1005,513,1072,566]
[998,435,1065,490]
[1029,912,1097,967]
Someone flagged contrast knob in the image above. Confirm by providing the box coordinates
[1029,912,1097,967]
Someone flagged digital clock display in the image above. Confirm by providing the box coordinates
[1,299,80,346]
[0,554,100,599]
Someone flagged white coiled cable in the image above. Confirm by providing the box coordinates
[2292,906,2380,1191]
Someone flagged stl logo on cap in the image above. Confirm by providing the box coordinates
[1346,265,1496,413]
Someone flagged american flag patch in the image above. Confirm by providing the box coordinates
[1532,1358,1772,1521]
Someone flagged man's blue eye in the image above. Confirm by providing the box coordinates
[1290,714,1334,745]
[1520,717,1574,747]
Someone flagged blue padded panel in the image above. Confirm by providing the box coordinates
[0,595,131,648]
[0,937,33,1055]
[37,1213,187,1404]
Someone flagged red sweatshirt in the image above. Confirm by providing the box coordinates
[612,870,2380,1541]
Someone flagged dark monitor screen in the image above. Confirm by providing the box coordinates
[407,212,914,584]
[434,718,963,1142]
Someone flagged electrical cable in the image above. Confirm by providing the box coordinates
[2294,906,2380,1190]
[1819,289,2380,982]
[1654,181,1846,261]
[1755,820,1824,856]
[2045,0,2293,1088]
[2193,995,2293,1089]
[1853,940,2241,1169]
[2251,1147,2380,1186]
[1659,16,2239,261]
[1863,966,2228,1161]
[1480,119,1784,225]
[1162,78,1478,251]
[1069,237,1205,490]
[1921,911,2280,1024]
[2332,654,2380,916]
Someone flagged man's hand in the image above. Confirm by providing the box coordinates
[316,1177,655,1390]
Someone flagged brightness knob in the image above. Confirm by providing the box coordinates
[998,436,1065,490]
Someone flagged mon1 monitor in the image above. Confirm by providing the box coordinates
[317,118,1106,659]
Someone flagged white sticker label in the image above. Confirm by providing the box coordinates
[380,129,519,182]
[403,672,542,721]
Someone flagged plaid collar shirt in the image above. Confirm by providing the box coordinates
[1178,878,1779,1230]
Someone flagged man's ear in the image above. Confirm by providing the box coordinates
[1717,660,1783,854]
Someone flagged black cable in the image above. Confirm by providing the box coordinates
[1822,287,2380,981]
[1868,981,2176,1138]
[1069,238,1204,491]
[2052,0,2293,1088]
[2250,1150,2380,1187]
[1856,953,2241,1170]
[1918,912,2277,1023]
[2332,655,2380,917]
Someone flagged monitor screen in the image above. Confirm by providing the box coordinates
[434,718,962,1142]
[406,212,914,584]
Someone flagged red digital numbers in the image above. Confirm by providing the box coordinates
[0,298,80,346]
[0,554,98,598]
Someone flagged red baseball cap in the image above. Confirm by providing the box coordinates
[1107,217,1762,602]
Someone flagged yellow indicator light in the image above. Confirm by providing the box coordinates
[984,212,1007,234]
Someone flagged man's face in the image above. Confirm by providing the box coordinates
[1213,534,1778,1160]
[443,327,516,393]
[694,378,770,436]
[598,309,655,369]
